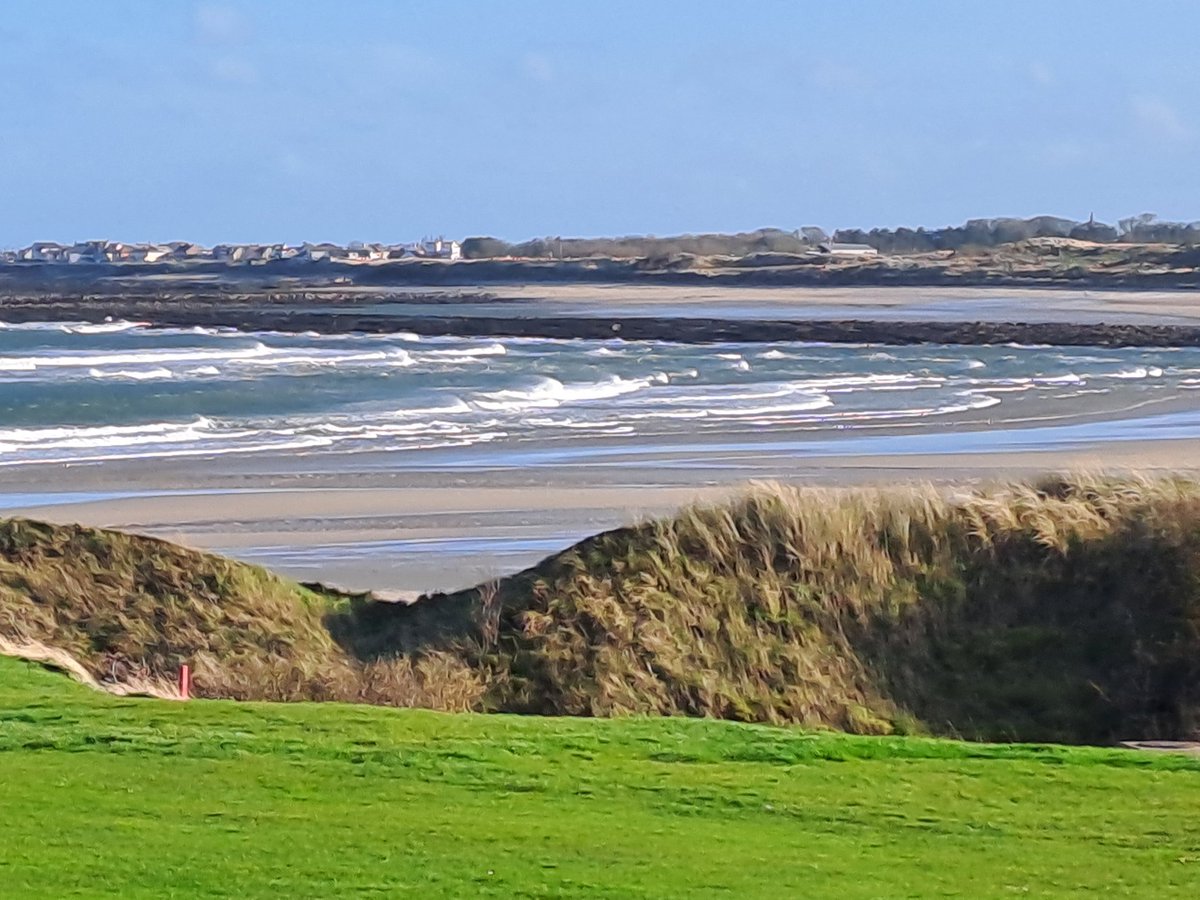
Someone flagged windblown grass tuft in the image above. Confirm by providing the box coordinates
[6,475,1200,742]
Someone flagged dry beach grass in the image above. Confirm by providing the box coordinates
[4,475,1200,743]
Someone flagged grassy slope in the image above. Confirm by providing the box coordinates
[2,656,1199,899]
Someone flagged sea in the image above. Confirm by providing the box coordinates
[2,319,1200,469]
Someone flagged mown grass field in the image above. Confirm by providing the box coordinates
[1,657,1198,898]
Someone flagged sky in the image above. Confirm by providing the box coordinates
[2,0,1199,246]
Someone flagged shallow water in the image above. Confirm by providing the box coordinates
[1,320,1198,467]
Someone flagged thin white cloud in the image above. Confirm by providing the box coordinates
[194,4,246,44]
[1131,94,1193,142]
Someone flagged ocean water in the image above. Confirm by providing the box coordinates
[1,320,1198,467]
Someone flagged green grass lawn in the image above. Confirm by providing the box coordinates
[1,657,1198,898]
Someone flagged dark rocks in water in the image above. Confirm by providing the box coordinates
[4,296,1200,347]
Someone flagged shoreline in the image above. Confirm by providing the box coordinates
[6,438,1200,593]
[7,283,1200,346]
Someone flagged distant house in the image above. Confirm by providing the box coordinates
[66,240,108,264]
[817,241,878,257]
[20,241,67,262]
[226,245,273,262]
[124,244,157,262]
[165,241,206,260]
[415,237,461,260]
[103,242,146,262]
[298,242,342,261]
[336,242,387,262]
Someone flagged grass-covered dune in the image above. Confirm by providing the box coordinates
[0,517,480,709]
[353,476,1200,743]
[6,476,1200,743]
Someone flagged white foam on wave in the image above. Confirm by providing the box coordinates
[1033,373,1084,385]
[237,348,413,368]
[65,321,149,334]
[1108,366,1158,380]
[784,391,1004,424]
[473,375,653,411]
[313,420,468,438]
[706,395,834,417]
[799,373,940,391]
[646,382,804,405]
[412,343,507,361]
[390,398,473,417]
[0,434,336,467]
[0,417,217,451]
[0,342,274,371]
[86,366,174,381]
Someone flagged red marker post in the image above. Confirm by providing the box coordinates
[178,664,191,700]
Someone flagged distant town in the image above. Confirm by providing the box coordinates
[9,215,1200,270]
[2,236,462,265]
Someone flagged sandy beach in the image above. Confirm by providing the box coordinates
[489,284,1200,326]
[4,436,1200,594]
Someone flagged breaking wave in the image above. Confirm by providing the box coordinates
[3,323,1199,465]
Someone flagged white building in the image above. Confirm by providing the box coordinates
[417,237,461,260]
[817,241,879,257]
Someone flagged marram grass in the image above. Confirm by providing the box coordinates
[6,475,1200,742]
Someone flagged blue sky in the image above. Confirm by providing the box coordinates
[2,1,1198,245]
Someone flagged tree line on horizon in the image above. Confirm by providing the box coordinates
[461,214,1200,260]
